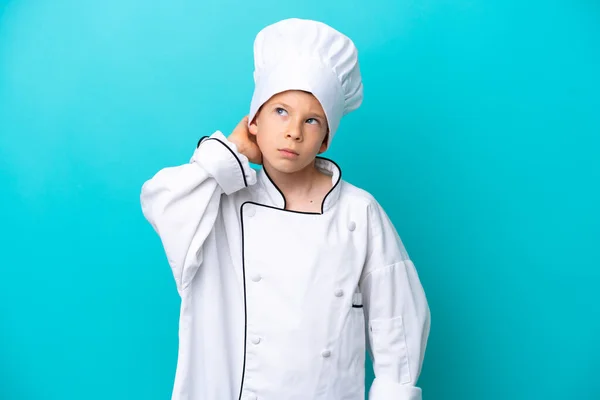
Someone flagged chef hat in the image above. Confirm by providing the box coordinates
[248,18,363,149]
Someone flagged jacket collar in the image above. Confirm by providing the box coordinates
[257,157,342,214]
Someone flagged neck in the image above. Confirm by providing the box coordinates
[263,159,323,200]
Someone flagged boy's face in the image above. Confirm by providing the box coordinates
[249,90,329,174]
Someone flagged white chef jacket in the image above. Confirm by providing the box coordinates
[140,131,430,400]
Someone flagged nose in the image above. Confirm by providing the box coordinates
[285,122,303,142]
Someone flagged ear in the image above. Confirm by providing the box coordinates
[248,116,258,136]
[317,132,329,154]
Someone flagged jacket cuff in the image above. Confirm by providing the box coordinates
[369,377,422,400]
[192,131,256,194]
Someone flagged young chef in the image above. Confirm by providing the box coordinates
[141,18,430,400]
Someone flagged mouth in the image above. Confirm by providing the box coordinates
[278,148,299,157]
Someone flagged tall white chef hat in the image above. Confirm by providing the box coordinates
[248,18,363,149]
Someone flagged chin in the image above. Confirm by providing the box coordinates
[264,156,312,174]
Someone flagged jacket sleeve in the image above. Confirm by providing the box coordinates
[359,200,431,400]
[140,131,256,293]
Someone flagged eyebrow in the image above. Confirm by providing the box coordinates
[274,102,326,120]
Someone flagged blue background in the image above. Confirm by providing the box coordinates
[1,0,599,399]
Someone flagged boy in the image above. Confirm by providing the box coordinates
[141,18,430,400]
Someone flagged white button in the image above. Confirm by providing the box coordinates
[334,289,344,297]
[251,274,262,282]
[321,350,331,358]
[348,221,356,231]
[246,206,256,217]
[251,337,261,345]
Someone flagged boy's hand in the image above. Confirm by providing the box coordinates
[228,116,262,165]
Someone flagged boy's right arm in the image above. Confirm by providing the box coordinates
[140,120,258,293]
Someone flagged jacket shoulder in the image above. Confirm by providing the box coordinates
[339,180,379,209]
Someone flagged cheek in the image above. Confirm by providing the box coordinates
[255,124,276,147]
[258,118,283,138]
[308,127,328,147]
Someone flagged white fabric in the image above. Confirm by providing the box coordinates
[249,18,364,148]
[141,132,430,400]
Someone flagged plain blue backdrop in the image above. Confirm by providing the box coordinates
[1,0,599,399]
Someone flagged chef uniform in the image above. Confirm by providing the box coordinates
[141,18,430,400]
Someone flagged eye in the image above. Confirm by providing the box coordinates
[306,118,320,125]
[275,107,288,116]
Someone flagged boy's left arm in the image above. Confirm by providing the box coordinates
[359,201,431,400]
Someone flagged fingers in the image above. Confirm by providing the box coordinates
[234,116,250,135]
